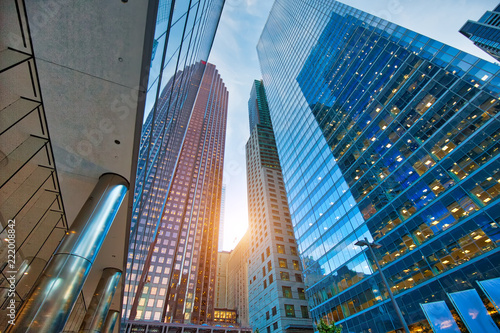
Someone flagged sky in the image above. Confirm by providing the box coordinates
[208,0,498,251]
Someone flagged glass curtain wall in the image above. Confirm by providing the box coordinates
[123,0,224,324]
[257,1,500,332]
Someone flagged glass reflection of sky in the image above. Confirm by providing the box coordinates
[448,289,500,333]
[421,301,460,333]
[478,277,500,313]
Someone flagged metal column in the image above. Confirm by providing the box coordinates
[13,173,129,332]
[102,310,120,333]
[80,268,122,332]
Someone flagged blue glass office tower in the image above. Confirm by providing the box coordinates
[460,4,500,62]
[258,1,500,332]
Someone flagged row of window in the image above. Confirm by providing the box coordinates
[264,305,310,332]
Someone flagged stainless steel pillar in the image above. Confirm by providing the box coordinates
[102,310,119,333]
[13,173,129,333]
[79,268,122,333]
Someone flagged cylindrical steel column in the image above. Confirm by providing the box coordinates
[13,173,129,333]
[79,268,122,333]
[102,310,119,333]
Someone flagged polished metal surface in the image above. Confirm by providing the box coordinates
[80,268,122,333]
[13,255,92,332]
[12,173,128,333]
[102,310,119,333]
[56,174,129,262]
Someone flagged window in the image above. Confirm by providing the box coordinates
[262,267,266,277]
[273,322,278,330]
[266,247,270,257]
[264,280,267,289]
[280,271,290,280]
[268,261,272,271]
[298,288,306,300]
[295,273,303,282]
[272,306,277,316]
[267,327,271,333]
[277,244,286,254]
[292,260,300,270]
[290,246,297,255]
[279,258,288,268]
[283,286,292,298]
[266,311,270,320]
[261,253,265,263]
[269,274,274,284]
[301,306,309,318]
[285,304,295,317]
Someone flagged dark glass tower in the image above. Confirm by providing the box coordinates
[246,80,313,333]
[124,62,227,326]
[249,79,273,131]
[258,1,500,332]
[460,4,500,62]
[122,0,227,328]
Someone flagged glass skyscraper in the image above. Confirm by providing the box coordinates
[258,1,500,332]
[124,62,227,326]
[460,3,500,62]
[123,0,228,329]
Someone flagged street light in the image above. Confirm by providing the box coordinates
[355,237,411,333]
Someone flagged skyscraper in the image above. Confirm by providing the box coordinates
[227,231,250,327]
[123,62,228,327]
[219,184,227,250]
[214,232,250,327]
[215,251,230,308]
[460,4,500,62]
[258,1,500,332]
[246,80,313,333]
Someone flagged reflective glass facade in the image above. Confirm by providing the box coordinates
[249,80,273,131]
[460,4,500,62]
[257,1,500,332]
[123,0,226,327]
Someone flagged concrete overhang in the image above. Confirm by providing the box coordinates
[20,0,155,322]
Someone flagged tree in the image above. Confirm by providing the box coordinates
[254,329,259,333]
[317,318,342,333]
